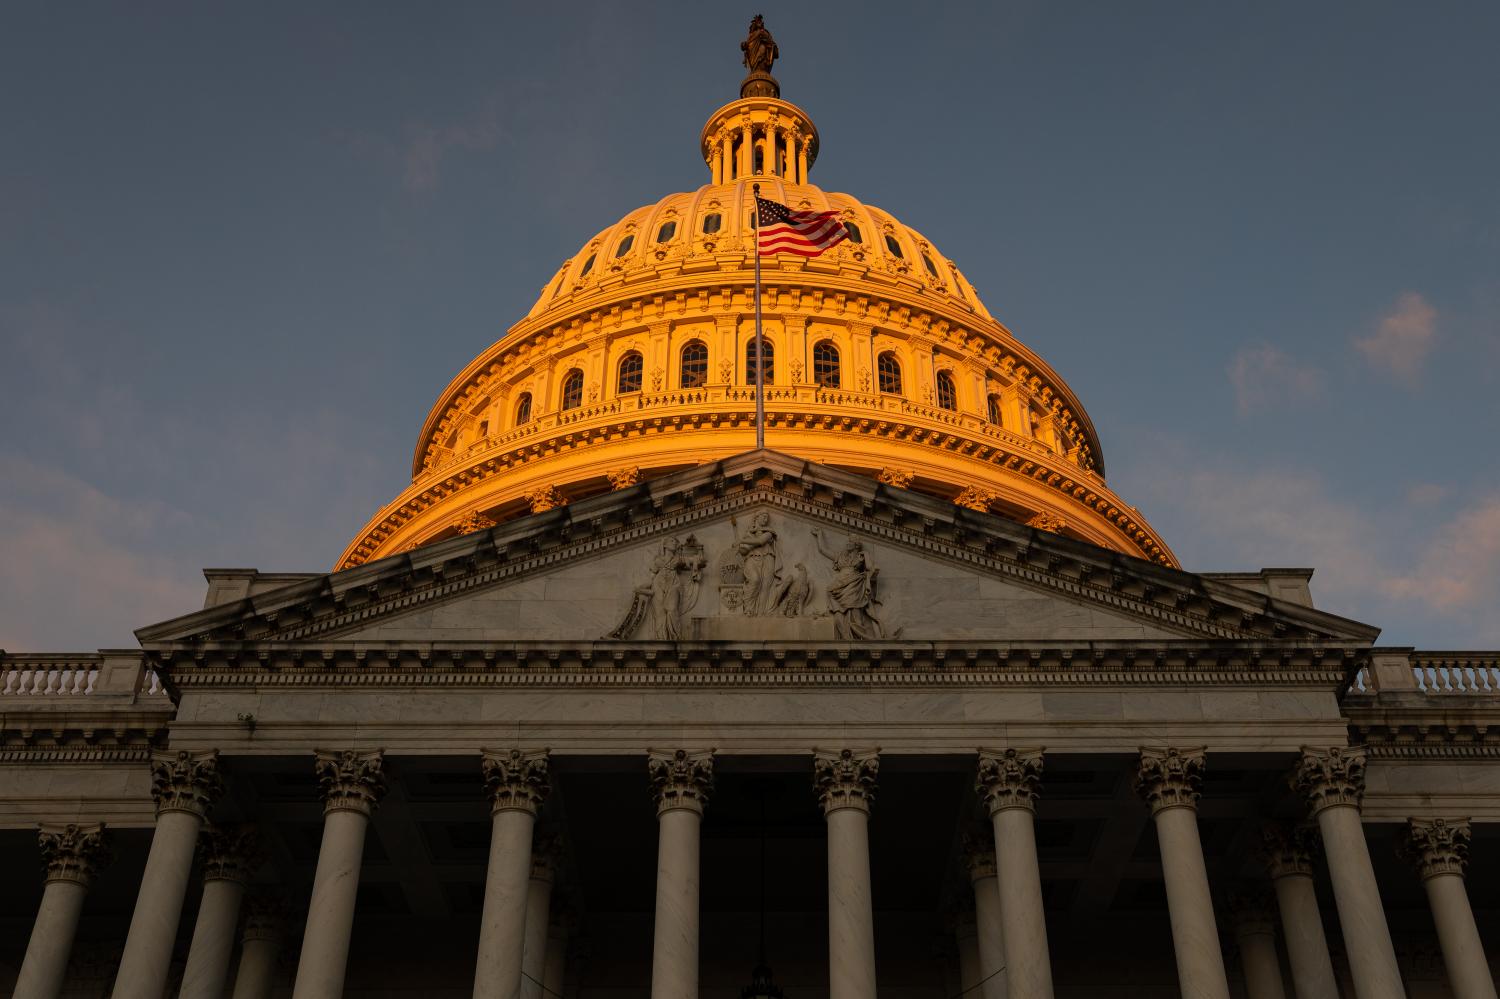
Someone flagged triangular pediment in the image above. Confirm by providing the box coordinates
[135,451,1379,649]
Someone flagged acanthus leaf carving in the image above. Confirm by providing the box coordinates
[38,823,110,887]
[1135,746,1205,814]
[1397,817,1470,880]
[481,748,551,815]
[813,748,879,815]
[314,749,387,816]
[150,749,225,819]
[648,748,714,815]
[976,748,1044,815]
[1293,746,1366,815]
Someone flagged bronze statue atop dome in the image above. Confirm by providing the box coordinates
[740,14,780,98]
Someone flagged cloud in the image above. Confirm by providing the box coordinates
[1355,291,1438,382]
[1226,343,1323,415]
[402,96,512,192]
[1384,496,1500,615]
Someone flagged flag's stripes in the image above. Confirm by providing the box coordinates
[755,197,849,257]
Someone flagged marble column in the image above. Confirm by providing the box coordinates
[648,749,714,999]
[231,894,287,999]
[112,749,225,999]
[977,748,1053,999]
[1397,818,1497,999]
[962,828,1008,999]
[954,913,982,999]
[1293,747,1404,999]
[797,137,810,184]
[15,823,110,999]
[1258,823,1339,999]
[815,749,880,999]
[520,838,557,999]
[1135,747,1231,999]
[474,749,551,999]
[1225,889,1287,999]
[291,749,388,999]
[180,824,257,999]
[739,122,752,179]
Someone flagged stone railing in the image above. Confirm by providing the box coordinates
[1349,652,1500,696]
[0,653,166,699]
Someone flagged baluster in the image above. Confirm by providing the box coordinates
[85,668,98,694]
[23,668,38,694]
[2,669,14,694]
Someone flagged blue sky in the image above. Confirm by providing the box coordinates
[2,2,1497,650]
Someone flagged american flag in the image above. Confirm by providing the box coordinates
[756,196,849,257]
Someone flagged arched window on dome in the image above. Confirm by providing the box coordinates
[617,351,643,394]
[746,338,774,384]
[561,369,584,411]
[922,253,940,278]
[615,234,635,258]
[877,352,902,394]
[812,340,840,388]
[884,234,904,259]
[680,340,708,388]
[936,370,958,411]
[753,146,764,175]
[656,221,677,243]
[843,220,863,244]
[987,394,1003,426]
[580,254,595,277]
[514,392,533,426]
[702,213,722,234]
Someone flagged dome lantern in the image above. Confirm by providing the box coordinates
[701,17,818,185]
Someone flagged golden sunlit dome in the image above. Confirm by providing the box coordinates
[336,31,1175,572]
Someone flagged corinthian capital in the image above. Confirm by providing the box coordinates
[648,749,714,815]
[199,823,259,884]
[961,824,997,881]
[1293,746,1366,815]
[1398,817,1470,880]
[1257,822,1321,879]
[1134,746,1205,814]
[481,749,551,815]
[37,823,110,887]
[813,749,879,815]
[976,748,1044,815]
[243,891,291,943]
[150,749,225,818]
[314,749,387,816]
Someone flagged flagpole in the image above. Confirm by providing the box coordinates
[752,182,765,450]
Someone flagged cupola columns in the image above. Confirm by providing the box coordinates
[701,98,819,186]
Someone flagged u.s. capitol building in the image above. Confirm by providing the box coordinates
[2,19,1496,999]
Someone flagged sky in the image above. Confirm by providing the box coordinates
[2,2,1498,651]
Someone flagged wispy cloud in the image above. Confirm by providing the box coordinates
[1226,343,1323,415]
[1355,291,1438,383]
[1384,496,1500,615]
[401,95,511,192]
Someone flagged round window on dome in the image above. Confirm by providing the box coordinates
[884,235,904,258]
[615,234,635,257]
[702,213,722,234]
[656,221,677,243]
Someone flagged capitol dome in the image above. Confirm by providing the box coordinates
[336,70,1176,571]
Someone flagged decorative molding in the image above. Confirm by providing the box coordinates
[1397,817,1470,880]
[526,486,567,513]
[1257,822,1321,879]
[314,749,387,817]
[453,511,497,536]
[813,748,879,815]
[1025,511,1066,533]
[481,748,551,815]
[1134,746,1205,814]
[150,749,225,819]
[607,466,642,490]
[877,467,914,489]
[648,748,714,815]
[199,823,259,884]
[953,486,997,512]
[1293,746,1366,815]
[38,823,110,887]
[976,747,1044,815]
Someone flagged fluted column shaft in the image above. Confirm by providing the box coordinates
[180,825,257,999]
[1136,747,1230,999]
[1294,747,1404,999]
[475,749,550,999]
[292,749,388,999]
[964,834,1008,999]
[15,824,109,999]
[113,750,224,999]
[1399,818,1497,999]
[816,749,879,999]
[1259,825,1339,999]
[649,749,714,999]
[230,897,285,999]
[978,749,1052,999]
[520,850,555,999]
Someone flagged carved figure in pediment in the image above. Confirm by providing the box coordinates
[608,536,707,640]
[779,562,811,616]
[735,512,783,616]
[811,528,891,640]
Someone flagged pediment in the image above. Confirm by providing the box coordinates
[135,451,1379,648]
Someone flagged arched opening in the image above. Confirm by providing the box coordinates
[813,340,840,388]
[987,394,1003,426]
[746,338,774,384]
[617,351,643,394]
[561,370,584,411]
[877,352,902,394]
[615,234,635,257]
[936,370,957,411]
[514,392,533,426]
[656,221,677,243]
[680,340,708,388]
[702,213,722,234]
